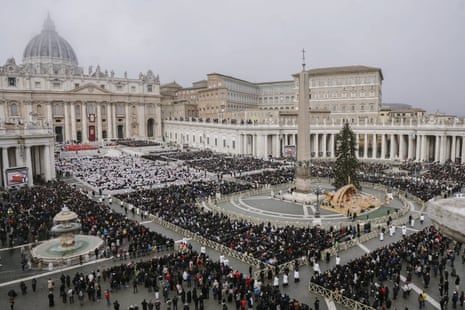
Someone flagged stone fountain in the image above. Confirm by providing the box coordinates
[31,207,103,265]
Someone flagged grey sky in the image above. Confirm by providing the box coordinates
[1,0,464,116]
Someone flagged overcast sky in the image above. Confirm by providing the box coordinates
[1,0,464,116]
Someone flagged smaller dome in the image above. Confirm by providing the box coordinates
[23,14,78,67]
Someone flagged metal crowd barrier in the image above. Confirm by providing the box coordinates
[308,282,376,310]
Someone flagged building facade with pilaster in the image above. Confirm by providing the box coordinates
[0,15,162,187]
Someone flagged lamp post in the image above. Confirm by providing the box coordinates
[314,185,323,218]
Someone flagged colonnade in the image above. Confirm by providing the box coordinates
[165,121,465,164]
[38,101,161,143]
[0,143,55,188]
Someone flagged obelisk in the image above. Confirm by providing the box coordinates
[295,49,312,193]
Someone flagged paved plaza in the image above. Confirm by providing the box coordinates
[0,176,462,310]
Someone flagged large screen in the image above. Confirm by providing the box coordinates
[5,167,28,188]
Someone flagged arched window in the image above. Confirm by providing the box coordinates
[75,104,81,115]
[10,102,19,116]
[116,103,123,115]
[53,103,63,115]
[88,103,95,114]
[101,105,106,115]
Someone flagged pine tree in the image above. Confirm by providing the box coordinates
[334,122,361,190]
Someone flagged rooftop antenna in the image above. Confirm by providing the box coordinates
[301,48,306,70]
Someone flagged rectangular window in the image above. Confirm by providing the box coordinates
[35,81,41,88]
[116,85,122,91]
[74,83,80,88]
[147,85,153,92]
[131,86,136,92]
[8,77,16,87]
[53,82,60,89]
[215,138,217,146]
[232,141,235,149]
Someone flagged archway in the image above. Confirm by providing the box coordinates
[76,131,82,143]
[117,125,124,139]
[147,118,155,137]
[55,126,63,143]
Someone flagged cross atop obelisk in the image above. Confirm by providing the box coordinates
[302,48,306,70]
[295,49,312,193]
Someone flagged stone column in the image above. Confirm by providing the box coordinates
[416,134,421,161]
[253,134,257,157]
[461,136,465,164]
[356,134,360,158]
[64,102,70,142]
[420,135,426,161]
[314,133,319,158]
[97,103,103,142]
[274,134,281,158]
[434,136,440,162]
[125,103,131,138]
[2,146,10,171]
[81,103,87,143]
[390,134,395,160]
[381,134,386,159]
[440,135,447,164]
[138,103,145,138]
[372,134,377,159]
[70,102,76,142]
[451,135,456,162]
[322,134,327,158]
[46,101,52,123]
[330,133,335,158]
[407,134,413,161]
[399,134,405,161]
[24,146,33,187]
[113,103,119,138]
[364,133,368,159]
[43,145,51,181]
[107,103,113,140]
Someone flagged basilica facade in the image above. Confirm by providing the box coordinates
[0,15,161,187]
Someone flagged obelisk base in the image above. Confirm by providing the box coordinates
[295,165,312,194]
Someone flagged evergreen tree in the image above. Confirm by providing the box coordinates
[334,122,361,190]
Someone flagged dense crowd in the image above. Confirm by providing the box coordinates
[117,140,161,147]
[238,168,295,186]
[311,226,465,309]
[116,181,353,265]
[0,181,174,258]
[55,156,211,193]
[12,248,315,310]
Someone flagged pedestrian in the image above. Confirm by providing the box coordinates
[31,278,37,292]
[68,287,74,304]
[48,290,55,307]
[8,289,17,310]
[420,213,424,224]
[105,289,111,306]
[113,299,120,310]
[314,298,320,310]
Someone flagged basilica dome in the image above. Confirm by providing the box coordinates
[23,15,78,67]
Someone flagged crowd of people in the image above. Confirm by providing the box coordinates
[1,181,174,259]
[5,148,465,309]
[55,155,211,193]
[115,180,354,266]
[311,225,465,309]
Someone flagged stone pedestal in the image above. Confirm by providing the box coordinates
[428,197,465,243]
[295,165,312,194]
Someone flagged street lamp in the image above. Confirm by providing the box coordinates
[314,185,324,218]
